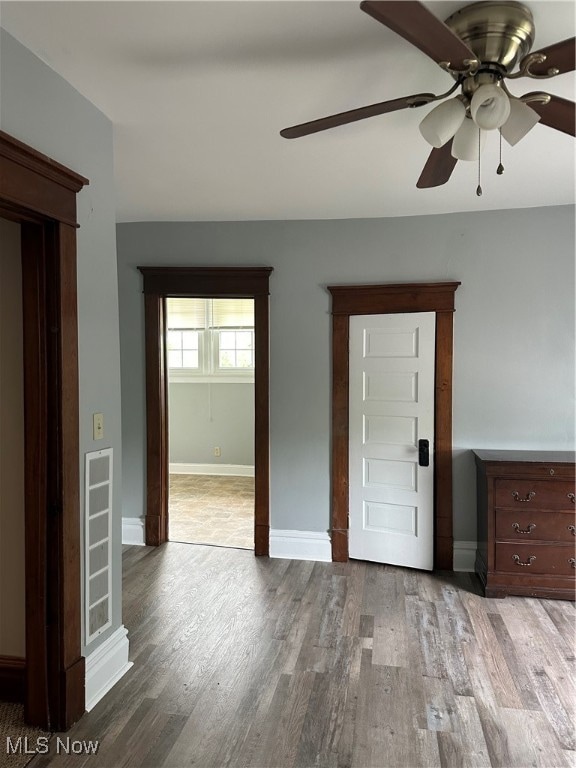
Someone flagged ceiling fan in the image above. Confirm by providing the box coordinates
[280,1,575,192]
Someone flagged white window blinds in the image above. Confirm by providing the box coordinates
[166,298,254,329]
[211,299,254,329]
[166,298,206,329]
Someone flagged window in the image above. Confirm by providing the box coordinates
[167,329,200,369]
[166,298,254,382]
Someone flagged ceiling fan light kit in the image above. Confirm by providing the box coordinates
[452,118,486,161]
[280,0,575,192]
[470,83,511,129]
[419,97,466,147]
[500,98,541,144]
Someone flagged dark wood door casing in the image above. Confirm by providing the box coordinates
[328,281,460,569]
[138,267,273,556]
[0,131,88,730]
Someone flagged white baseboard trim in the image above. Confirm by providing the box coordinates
[85,626,133,712]
[122,517,145,546]
[169,462,255,477]
[270,529,331,562]
[454,541,477,572]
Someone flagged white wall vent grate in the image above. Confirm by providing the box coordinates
[85,448,113,644]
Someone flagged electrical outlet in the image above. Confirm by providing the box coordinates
[214,446,221,457]
[93,413,104,440]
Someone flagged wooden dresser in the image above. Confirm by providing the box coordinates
[474,450,576,600]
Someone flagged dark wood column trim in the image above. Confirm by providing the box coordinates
[254,294,270,556]
[327,281,460,569]
[434,310,457,569]
[50,223,84,727]
[138,267,273,555]
[20,223,50,724]
[1,132,87,730]
[143,294,169,546]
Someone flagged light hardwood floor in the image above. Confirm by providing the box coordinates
[30,544,575,768]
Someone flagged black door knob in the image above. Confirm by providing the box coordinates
[418,439,430,467]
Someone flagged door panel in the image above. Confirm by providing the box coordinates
[349,312,436,570]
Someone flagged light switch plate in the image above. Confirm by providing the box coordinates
[93,413,104,440]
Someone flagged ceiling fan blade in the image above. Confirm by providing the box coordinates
[416,141,457,188]
[523,37,575,76]
[360,1,477,70]
[527,94,575,136]
[280,92,434,139]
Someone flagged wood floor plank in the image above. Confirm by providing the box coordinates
[351,658,420,768]
[371,571,407,668]
[460,592,524,710]
[405,596,447,680]
[486,611,541,711]
[340,561,366,638]
[435,589,474,697]
[527,665,576,750]
[436,695,491,768]
[423,677,459,732]
[461,639,514,768]
[295,636,355,767]
[497,708,573,768]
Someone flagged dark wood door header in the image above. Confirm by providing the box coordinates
[138,267,273,297]
[0,131,88,227]
[328,281,460,315]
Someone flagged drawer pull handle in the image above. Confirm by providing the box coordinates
[512,523,536,534]
[512,491,535,503]
[568,525,576,536]
[512,554,536,567]
[569,558,576,569]
[568,493,575,504]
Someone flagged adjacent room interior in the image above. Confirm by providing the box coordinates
[166,297,255,550]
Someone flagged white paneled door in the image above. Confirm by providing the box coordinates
[349,312,436,570]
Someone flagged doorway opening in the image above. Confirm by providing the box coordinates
[139,267,273,555]
[166,297,255,550]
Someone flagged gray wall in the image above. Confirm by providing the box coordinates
[169,383,254,466]
[1,30,123,654]
[117,207,575,542]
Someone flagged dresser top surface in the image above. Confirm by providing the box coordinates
[474,449,575,464]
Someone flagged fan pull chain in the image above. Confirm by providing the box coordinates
[476,128,482,197]
[497,129,504,175]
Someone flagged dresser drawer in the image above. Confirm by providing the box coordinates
[496,509,576,542]
[495,479,575,510]
[495,543,576,576]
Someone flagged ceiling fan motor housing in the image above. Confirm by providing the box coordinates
[444,1,535,71]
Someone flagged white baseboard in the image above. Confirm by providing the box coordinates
[169,462,254,477]
[453,541,477,572]
[85,626,133,712]
[122,517,145,546]
[270,529,331,562]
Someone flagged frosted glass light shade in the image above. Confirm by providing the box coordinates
[500,99,541,145]
[470,84,511,130]
[419,97,466,148]
[452,118,487,161]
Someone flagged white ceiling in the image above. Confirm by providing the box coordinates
[1,0,574,222]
